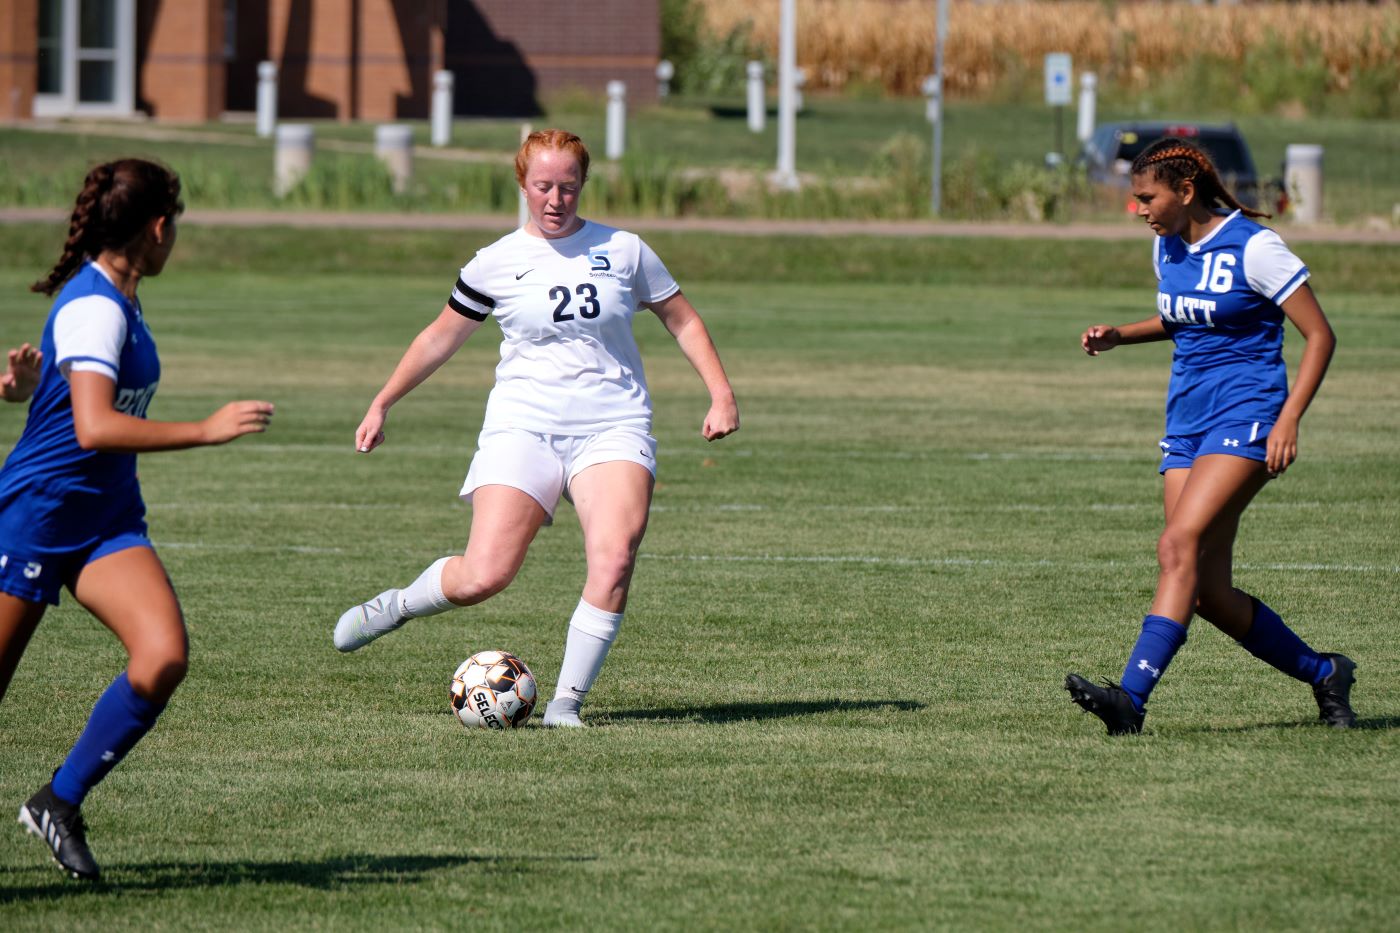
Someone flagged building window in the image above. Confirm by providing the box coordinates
[77,0,119,104]
[38,0,63,94]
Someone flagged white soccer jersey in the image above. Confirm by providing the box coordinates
[449,221,680,434]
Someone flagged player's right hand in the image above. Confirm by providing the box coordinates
[202,400,275,444]
[2,343,42,402]
[1081,325,1121,356]
[354,409,387,453]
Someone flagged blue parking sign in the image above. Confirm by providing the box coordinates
[1044,53,1072,106]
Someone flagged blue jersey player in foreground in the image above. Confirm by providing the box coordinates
[0,159,274,879]
[1065,138,1355,735]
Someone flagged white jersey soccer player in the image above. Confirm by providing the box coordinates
[450,222,679,436]
[335,130,740,729]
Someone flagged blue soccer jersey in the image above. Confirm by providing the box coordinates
[1152,211,1309,435]
[0,262,160,556]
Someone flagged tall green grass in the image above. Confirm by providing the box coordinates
[3,93,1399,224]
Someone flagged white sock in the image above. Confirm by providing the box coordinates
[397,557,457,620]
[552,599,623,708]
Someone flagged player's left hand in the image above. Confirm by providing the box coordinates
[2,343,42,402]
[1266,415,1299,475]
[702,397,739,441]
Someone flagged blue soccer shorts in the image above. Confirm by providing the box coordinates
[1159,421,1273,473]
[0,522,152,606]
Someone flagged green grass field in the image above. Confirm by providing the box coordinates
[0,224,1397,929]
[4,96,1399,222]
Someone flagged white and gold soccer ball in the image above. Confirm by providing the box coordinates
[450,651,538,730]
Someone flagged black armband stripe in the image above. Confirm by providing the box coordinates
[454,278,496,309]
[448,293,490,321]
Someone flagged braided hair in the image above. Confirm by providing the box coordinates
[32,159,184,296]
[1130,138,1268,220]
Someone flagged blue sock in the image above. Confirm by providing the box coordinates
[1238,597,1330,685]
[51,672,164,807]
[1119,615,1188,714]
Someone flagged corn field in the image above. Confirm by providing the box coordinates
[697,0,1400,98]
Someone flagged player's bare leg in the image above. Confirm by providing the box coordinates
[73,546,188,703]
[0,594,46,704]
[1172,459,1354,724]
[334,484,545,651]
[21,546,185,881]
[1069,458,1267,734]
[1151,455,1269,627]
[442,484,548,605]
[543,461,653,727]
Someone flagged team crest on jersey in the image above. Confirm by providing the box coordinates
[587,249,619,278]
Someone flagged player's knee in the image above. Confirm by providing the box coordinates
[443,563,517,605]
[586,544,637,592]
[1156,528,1197,576]
[127,653,187,704]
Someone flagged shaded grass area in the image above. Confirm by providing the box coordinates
[0,229,1396,928]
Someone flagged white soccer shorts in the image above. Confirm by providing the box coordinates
[460,425,657,523]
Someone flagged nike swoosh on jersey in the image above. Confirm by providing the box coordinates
[515,269,533,280]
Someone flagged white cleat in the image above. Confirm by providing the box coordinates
[333,589,405,652]
[540,702,585,728]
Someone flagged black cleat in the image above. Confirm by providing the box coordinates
[1065,673,1145,735]
[18,782,100,881]
[1312,653,1357,729]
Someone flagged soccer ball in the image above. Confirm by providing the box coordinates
[450,651,538,730]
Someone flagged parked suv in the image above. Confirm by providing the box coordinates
[1080,122,1279,212]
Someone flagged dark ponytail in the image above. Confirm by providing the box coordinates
[1130,138,1268,220]
[32,159,184,296]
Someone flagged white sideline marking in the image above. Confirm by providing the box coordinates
[147,502,413,511]
[637,553,1400,575]
[157,542,345,555]
[149,542,1396,574]
[147,499,1344,515]
[233,443,1145,463]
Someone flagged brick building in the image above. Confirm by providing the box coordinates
[2,0,661,123]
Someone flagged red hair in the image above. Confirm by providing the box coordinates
[514,129,590,187]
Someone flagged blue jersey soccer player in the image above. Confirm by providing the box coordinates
[1064,138,1354,735]
[0,160,274,879]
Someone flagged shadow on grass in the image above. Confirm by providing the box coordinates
[0,852,594,901]
[600,698,925,725]
[1179,715,1400,734]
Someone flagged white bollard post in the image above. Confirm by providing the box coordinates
[274,123,313,196]
[774,0,798,190]
[794,66,806,113]
[1285,144,1324,224]
[746,61,765,133]
[431,70,454,147]
[1077,72,1097,145]
[921,74,941,124]
[375,124,414,195]
[606,81,626,160]
[256,61,278,138]
[656,60,674,100]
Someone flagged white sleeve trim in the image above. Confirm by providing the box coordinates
[1152,236,1163,282]
[53,294,126,381]
[1244,229,1309,304]
[636,237,680,303]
